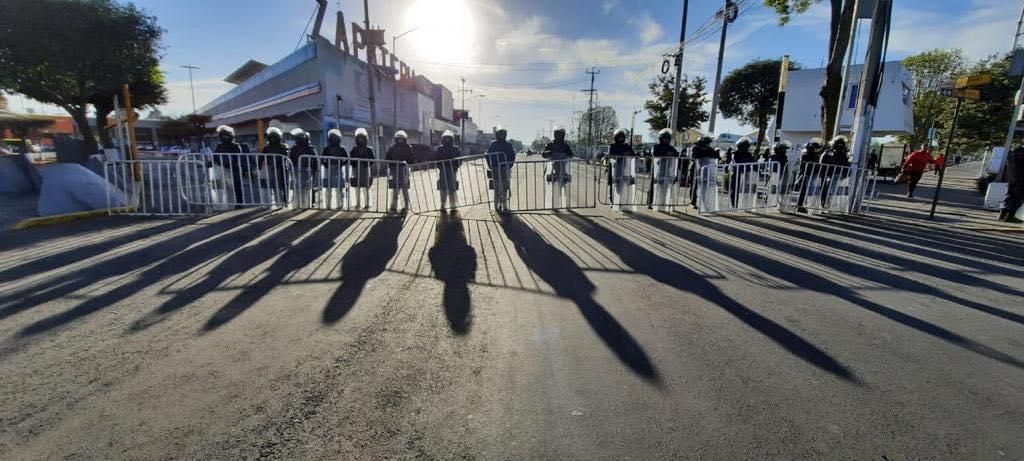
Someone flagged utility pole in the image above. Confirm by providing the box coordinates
[708,0,737,135]
[771,55,791,146]
[582,67,599,156]
[848,0,891,214]
[832,0,862,139]
[181,65,199,118]
[669,0,689,146]
[459,77,472,149]
[363,0,380,155]
[392,27,418,142]
[849,0,891,170]
[996,0,1024,181]
[930,97,962,219]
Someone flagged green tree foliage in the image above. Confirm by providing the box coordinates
[718,58,800,150]
[644,74,709,134]
[0,0,165,153]
[92,65,167,148]
[578,105,618,144]
[763,0,856,139]
[941,54,1018,155]
[900,49,965,148]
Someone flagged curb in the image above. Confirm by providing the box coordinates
[11,207,134,230]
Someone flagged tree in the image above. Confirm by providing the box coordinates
[900,49,965,147]
[531,136,551,152]
[719,59,800,150]
[940,54,1018,155]
[0,0,165,154]
[578,105,618,144]
[159,114,212,147]
[92,65,167,148]
[764,0,856,139]
[644,74,709,134]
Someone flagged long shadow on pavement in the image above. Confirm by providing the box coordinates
[631,213,1023,369]
[429,213,477,335]
[499,214,660,381]
[0,210,268,326]
[204,212,361,331]
[321,217,405,325]
[557,212,854,382]
[738,216,1024,326]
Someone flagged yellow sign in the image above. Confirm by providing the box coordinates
[955,74,992,89]
[954,88,981,101]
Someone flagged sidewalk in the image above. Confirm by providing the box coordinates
[866,161,1023,232]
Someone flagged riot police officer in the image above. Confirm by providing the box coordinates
[795,137,823,213]
[999,146,1024,223]
[289,128,317,207]
[262,126,290,205]
[486,127,516,212]
[385,130,414,213]
[649,128,680,209]
[542,127,574,208]
[690,135,717,208]
[730,137,756,208]
[349,127,375,210]
[321,129,348,209]
[213,125,250,208]
[819,135,851,208]
[435,130,461,212]
[606,128,637,206]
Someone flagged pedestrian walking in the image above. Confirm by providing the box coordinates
[933,153,946,175]
[899,145,933,198]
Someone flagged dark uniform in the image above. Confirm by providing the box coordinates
[818,146,850,207]
[349,144,375,188]
[1000,147,1024,223]
[649,143,680,206]
[486,139,516,201]
[795,145,821,211]
[385,142,415,189]
[321,141,348,190]
[290,139,317,205]
[729,145,757,208]
[261,140,290,200]
[213,140,250,206]
[606,141,637,202]
[435,144,462,192]
[542,139,574,183]
[690,142,718,207]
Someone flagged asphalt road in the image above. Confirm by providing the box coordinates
[0,161,1022,459]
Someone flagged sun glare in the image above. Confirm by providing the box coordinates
[405,0,476,63]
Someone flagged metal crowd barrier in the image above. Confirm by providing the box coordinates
[501,158,598,211]
[179,153,294,209]
[408,153,498,213]
[781,162,877,215]
[598,156,692,212]
[296,156,411,213]
[697,161,782,214]
[103,158,210,216]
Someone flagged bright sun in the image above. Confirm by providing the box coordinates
[405,0,476,63]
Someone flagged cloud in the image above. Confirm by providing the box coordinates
[602,0,620,15]
[158,78,235,116]
[629,12,664,46]
[887,0,1015,61]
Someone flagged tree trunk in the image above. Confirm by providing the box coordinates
[755,122,767,153]
[69,105,99,154]
[94,100,114,149]
[820,0,856,140]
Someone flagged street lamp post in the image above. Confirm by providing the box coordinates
[181,64,200,150]
[392,27,419,143]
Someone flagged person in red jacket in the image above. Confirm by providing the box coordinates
[933,153,946,175]
[902,145,934,198]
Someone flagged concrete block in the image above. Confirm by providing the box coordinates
[0,155,33,194]
[38,163,128,216]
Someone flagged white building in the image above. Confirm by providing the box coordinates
[772,61,914,146]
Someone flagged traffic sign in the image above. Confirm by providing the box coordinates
[954,74,991,88]
[955,88,981,101]
[633,135,643,145]
[940,87,954,98]
[927,127,937,141]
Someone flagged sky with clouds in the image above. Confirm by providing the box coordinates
[6,0,1019,142]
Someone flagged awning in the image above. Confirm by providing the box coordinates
[210,82,322,122]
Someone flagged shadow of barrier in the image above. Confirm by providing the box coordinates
[407,153,499,213]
